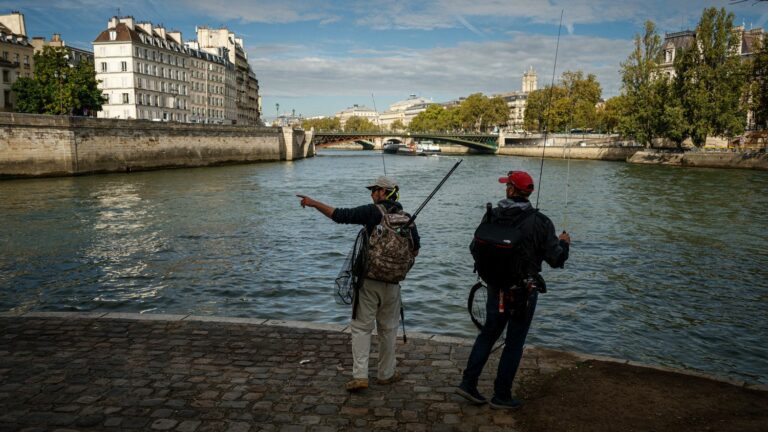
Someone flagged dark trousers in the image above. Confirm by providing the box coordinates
[461,286,538,399]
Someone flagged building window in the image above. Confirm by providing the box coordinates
[122,93,129,104]
[109,30,116,41]
[101,62,107,72]
[121,61,127,71]
[2,70,8,83]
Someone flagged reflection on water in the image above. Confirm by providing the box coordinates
[0,151,767,384]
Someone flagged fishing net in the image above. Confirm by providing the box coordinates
[334,228,369,305]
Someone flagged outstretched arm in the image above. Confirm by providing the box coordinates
[297,195,335,219]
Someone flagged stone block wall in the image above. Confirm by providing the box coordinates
[0,113,312,178]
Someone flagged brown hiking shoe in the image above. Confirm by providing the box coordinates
[376,370,402,385]
[345,378,369,392]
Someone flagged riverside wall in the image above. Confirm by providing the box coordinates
[628,149,768,170]
[497,145,640,161]
[0,113,314,179]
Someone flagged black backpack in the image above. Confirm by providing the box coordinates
[470,203,537,289]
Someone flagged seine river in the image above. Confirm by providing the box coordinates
[1,150,767,384]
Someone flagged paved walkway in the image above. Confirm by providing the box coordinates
[0,312,761,432]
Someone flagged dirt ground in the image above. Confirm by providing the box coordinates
[515,360,768,432]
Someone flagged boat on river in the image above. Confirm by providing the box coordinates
[396,141,441,156]
[383,140,405,154]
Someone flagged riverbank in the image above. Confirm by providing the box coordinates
[628,149,768,170]
[0,113,314,179]
[1,312,765,432]
[498,145,639,161]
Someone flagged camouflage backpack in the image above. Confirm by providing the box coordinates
[365,204,417,283]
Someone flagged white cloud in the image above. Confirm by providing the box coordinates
[250,33,632,106]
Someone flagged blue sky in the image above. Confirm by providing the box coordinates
[3,0,767,119]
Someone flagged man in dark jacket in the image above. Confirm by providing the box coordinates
[297,176,420,392]
[456,170,570,409]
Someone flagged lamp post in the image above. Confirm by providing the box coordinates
[275,103,280,127]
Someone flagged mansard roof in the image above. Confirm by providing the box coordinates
[93,23,141,44]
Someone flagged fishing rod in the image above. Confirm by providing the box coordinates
[371,93,386,175]
[403,158,462,229]
[535,9,564,209]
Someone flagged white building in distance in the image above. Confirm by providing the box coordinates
[336,104,379,128]
[94,16,190,121]
[494,67,537,131]
[379,94,432,129]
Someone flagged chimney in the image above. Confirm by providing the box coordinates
[0,11,27,36]
[52,33,61,42]
[167,30,182,44]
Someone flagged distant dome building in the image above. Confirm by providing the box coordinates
[380,94,433,130]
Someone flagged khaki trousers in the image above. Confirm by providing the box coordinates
[351,278,401,380]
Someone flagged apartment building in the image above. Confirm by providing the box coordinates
[185,41,232,124]
[0,11,33,111]
[659,26,765,79]
[31,33,94,66]
[494,67,538,131]
[195,26,260,125]
[94,16,190,121]
[335,104,379,128]
[380,94,432,129]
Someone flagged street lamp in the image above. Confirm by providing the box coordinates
[275,103,280,126]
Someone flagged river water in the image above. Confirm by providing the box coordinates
[1,150,767,384]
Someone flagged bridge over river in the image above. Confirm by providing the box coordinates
[309,131,612,153]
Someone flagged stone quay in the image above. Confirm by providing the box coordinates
[1,312,765,432]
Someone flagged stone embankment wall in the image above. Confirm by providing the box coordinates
[498,145,640,161]
[628,150,768,170]
[0,113,314,179]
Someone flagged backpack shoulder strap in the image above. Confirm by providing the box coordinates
[374,204,392,229]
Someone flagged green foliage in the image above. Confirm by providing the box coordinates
[302,116,341,131]
[675,7,747,146]
[409,104,444,132]
[389,119,405,132]
[12,46,104,115]
[618,20,664,146]
[523,70,601,133]
[457,93,507,131]
[750,37,768,130]
[343,116,380,132]
[595,96,625,133]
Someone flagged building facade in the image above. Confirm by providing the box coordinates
[494,67,538,131]
[335,104,379,129]
[659,26,765,78]
[0,11,33,111]
[94,17,191,122]
[195,27,260,125]
[31,33,94,66]
[379,94,432,129]
[185,41,232,124]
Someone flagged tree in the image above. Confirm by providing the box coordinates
[409,104,443,132]
[618,20,663,146]
[302,117,340,131]
[389,119,405,132]
[561,71,602,131]
[675,7,747,146]
[596,96,626,133]
[749,37,768,130]
[344,116,379,132]
[12,46,104,115]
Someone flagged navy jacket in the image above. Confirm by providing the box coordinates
[331,199,421,251]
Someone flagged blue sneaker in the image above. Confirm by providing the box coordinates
[489,395,523,410]
[455,384,487,405]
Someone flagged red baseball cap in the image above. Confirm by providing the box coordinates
[498,171,534,192]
